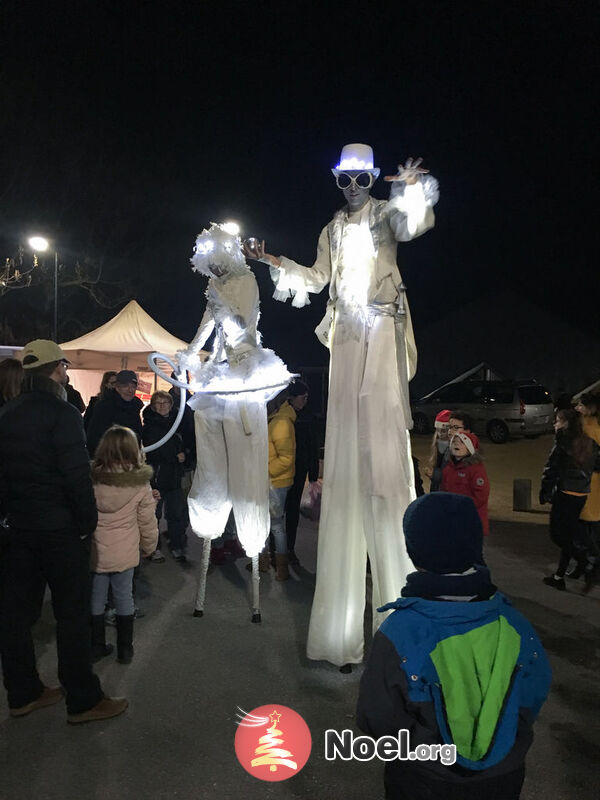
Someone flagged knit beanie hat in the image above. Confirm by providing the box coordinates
[434,409,452,430]
[452,430,479,455]
[403,493,483,573]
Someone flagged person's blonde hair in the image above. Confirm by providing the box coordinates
[150,390,173,408]
[92,425,145,472]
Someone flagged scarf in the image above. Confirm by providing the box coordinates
[401,565,496,602]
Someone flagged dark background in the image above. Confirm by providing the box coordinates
[1,0,597,375]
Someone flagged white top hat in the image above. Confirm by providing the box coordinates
[331,143,380,176]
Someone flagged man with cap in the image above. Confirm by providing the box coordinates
[357,493,551,800]
[86,369,143,457]
[244,144,439,668]
[0,340,127,722]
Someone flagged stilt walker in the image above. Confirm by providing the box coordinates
[176,223,293,622]
[244,144,439,663]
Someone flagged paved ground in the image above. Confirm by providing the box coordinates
[1,434,598,799]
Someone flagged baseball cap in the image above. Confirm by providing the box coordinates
[22,339,70,369]
[115,370,138,385]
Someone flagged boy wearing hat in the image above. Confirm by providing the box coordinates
[357,493,551,800]
[428,409,452,491]
[442,430,490,535]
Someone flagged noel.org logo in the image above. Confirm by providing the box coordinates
[234,705,312,782]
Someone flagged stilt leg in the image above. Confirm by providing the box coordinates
[193,536,212,617]
[251,554,261,623]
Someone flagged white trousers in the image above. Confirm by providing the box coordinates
[187,397,269,558]
[306,313,415,666]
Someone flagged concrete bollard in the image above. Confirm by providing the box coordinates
[513,479,532,511]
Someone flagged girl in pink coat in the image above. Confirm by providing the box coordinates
[441,431,490,536]
[90,426,158,664]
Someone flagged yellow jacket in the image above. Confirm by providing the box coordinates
[581,416,600,522]
[268,401,296,488]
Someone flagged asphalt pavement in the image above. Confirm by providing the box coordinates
[1,435,598,800]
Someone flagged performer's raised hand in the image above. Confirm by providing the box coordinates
[242,238,281,268]
[384,157,429,185]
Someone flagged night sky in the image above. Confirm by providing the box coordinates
[1,1,597,371]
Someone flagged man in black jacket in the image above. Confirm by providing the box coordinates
[0,339,127,723]
[85,369,143,456]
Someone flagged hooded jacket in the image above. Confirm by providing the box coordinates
[441,454,490,534]
[357,591,551,793]
[268,401,296,488]
[91,464,158,573]
[142,405,184,490]
[0,373,97,536]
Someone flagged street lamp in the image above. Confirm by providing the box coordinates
[28,236,59,342]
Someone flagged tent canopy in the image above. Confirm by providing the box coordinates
[60,300,189,371]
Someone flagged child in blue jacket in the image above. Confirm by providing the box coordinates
[357,493,551,800]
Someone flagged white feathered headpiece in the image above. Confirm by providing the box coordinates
[190,222,249,278]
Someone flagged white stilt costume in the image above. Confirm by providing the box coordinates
[262,145,439,664]
[178,223,293,620]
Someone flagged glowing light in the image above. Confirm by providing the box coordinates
[28,236,49,252]
[335,156,374,171]
[222,221,240,236]
[195,239,215,255]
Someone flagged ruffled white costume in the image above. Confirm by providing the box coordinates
[183,225,292,558]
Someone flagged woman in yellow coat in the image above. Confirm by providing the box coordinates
[575,392,600,590]
[268,397,296,580]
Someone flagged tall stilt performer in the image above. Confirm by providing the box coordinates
[244,144,439,665]
[176,223,293,621]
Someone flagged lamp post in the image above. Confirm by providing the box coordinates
[28,236,58,342]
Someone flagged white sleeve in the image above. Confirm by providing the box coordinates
[189,306,215,353]
[270,226,331,308]
[385,174,439,242]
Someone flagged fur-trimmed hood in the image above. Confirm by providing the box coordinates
[92,463,154,487]
[450,453,483,467]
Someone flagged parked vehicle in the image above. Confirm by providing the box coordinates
[411,380,554,443]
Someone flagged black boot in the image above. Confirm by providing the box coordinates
[116,615,134,664]
[91,614,114,663]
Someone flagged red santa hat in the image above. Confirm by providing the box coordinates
[434,409,452,430]
[452,430,479,456]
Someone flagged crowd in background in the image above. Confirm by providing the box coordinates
[0,344,597,799]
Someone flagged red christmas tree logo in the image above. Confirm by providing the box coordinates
[235,704,312,782]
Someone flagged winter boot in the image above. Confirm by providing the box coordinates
[115,615,134,664]
[245,550,271,573]
[91,615,114,663]
[275,553,290,582]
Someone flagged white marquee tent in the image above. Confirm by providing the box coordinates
[59,300,190,404]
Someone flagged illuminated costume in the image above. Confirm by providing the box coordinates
[181,224,293,559]
[177,224,292,620]
[269,144,439,665]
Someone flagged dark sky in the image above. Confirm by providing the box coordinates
[1,1,598,369]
